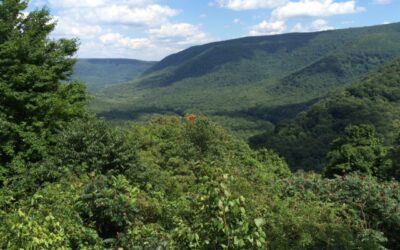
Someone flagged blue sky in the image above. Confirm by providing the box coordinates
[27,0,400,60]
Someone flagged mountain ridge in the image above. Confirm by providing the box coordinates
[94,22,400,137]
[72,58,156,91]
[141,22,400,87]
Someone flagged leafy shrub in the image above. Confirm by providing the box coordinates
[51,118,138,175]
[0,178,101,249]
[262,194,357,249]
[174,174,267,249]
[78,174,139,241]
[282,173,400,249]
[120,222,176,250]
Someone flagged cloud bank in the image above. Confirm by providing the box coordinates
[31,0,211,60]
[28,0,371,59]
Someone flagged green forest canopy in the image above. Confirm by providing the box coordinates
[250,58,400,172]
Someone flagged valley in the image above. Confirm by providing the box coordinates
[86,22,400,138]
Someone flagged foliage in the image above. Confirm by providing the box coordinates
[324,124,390,178]
[119,222,176,250]
[251,58,400,171]
[174,174,267,249]
[282,173,400,249]
[262,194,357,249]
[78,174,139,241]
[50,118,138,176]
[0,0,87,168]
[2,114,400,249]
[387,132,400,180]
[0,178,102,249]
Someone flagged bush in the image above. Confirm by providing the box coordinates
[0,178,101,249]
[77,174,139,242]
[51,118,138,176]
[282,173,400,249]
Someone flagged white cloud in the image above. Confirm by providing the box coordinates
[29,0,213,60]
[373,0,392,4]
[48,0,153,9]
[49,0,106,8]
[292,19,333,32]
[149,23,211,45]
[53,16,103,38]
[89,4,177,26]
[249,20,286,35]
[99,32,153,49]
[214,0,288,10]
[214,0,363,38]
[272,0,364,20]
[311,19,333,30]
[78,39,176,60]
[56,3,178,27]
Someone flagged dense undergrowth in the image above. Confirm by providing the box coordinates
[2,116,400,249]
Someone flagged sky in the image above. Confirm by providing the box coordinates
[27,0,400,61]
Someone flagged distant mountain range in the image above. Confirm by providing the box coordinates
[84,22,400,138]
[72,59,156,91]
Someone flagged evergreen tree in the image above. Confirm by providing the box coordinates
[0,0,87,167]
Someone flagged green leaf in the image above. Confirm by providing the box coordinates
[254,218,265,227]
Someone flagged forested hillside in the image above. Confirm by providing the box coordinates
[72,59,156,91]
[1,1,400,249]
[95,22,400,137]
[250,58,400,171]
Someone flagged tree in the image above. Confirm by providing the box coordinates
[0,0,87,167]
[387,132,400,180]
[323,124,389,178]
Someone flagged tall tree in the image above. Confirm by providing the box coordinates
[0,0,87,167]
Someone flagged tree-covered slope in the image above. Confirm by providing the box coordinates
[95,22,400,137]
[72,59,156,92]
[250,58,400,171]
